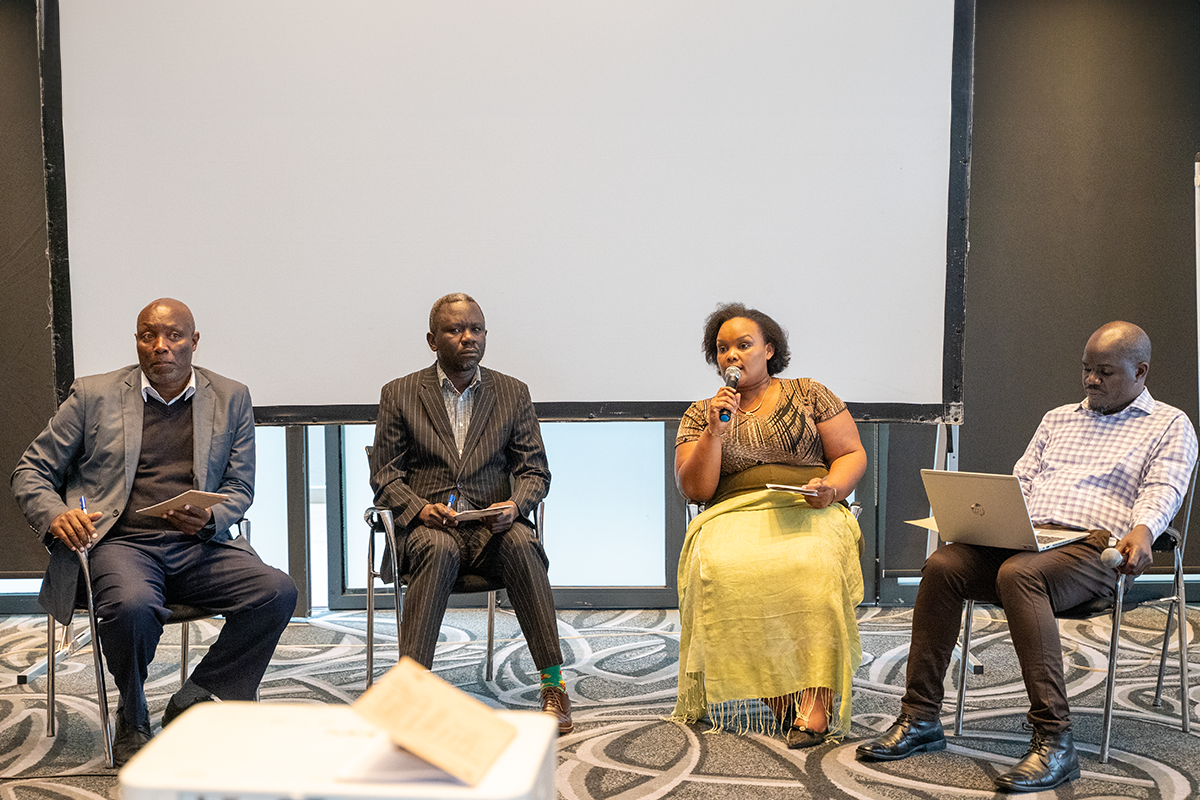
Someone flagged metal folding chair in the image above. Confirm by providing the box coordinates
[23,519,252,767]
[953,464,1198,763]
[364,503,545,687]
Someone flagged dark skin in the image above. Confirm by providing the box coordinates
[1082,321,1154,576]
[415,300,517,535]
[49,299,211,552]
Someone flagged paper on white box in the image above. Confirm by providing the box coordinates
[119,703,556,800]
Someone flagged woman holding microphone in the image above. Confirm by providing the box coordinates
[671,302,867,748]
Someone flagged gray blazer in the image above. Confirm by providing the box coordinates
[10,365,256,624]
[370,364,550,533]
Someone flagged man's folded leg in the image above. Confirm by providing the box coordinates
[162,540,297,719]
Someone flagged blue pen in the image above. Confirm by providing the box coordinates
[79,495,95,549]
[447,493,456,508]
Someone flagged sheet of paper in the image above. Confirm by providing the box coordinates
[452,507,504,522]
[335,736,459,785]
[765,483,819,496]
[905,516,940,532]
[136,490,229,516]
[352,657,517,787]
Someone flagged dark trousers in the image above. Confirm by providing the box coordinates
[398,519,563,671]
[900,529,1115,733]
[87,531,297,727]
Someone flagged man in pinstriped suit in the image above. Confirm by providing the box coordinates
[369,292,572,734]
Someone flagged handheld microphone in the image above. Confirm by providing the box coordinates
[718,366,741,422]
[1101,547,1125,569]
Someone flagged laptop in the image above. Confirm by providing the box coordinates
[920,469,1089,552]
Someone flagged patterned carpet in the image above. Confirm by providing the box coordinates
[1,604,1198,799]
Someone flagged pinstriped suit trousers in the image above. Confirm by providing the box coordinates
[399,519,563,670]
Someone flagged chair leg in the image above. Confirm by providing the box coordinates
[46,614,56,737]
[954,600,974,736]
[486,591,497,682]
[1100,575,1125,764]
[87,612,114,768]
[1176,548,1190,734]
[1153,599,1176,708]
[387,518,404,677]
[366,525,376,689]
[78,553,114,768]
[180,624,190,687]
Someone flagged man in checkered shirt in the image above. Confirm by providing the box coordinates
[858,321,1198,793]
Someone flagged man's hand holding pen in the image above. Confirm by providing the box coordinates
[49,496,103,552]
[418,492,459,529]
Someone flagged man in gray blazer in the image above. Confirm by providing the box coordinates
[12,298,297,765]
[370,292,571,734]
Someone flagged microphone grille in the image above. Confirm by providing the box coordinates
[723,366,741,387]
[1100,547,1124,568]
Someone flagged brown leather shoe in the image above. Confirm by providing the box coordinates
[540,685,573,735]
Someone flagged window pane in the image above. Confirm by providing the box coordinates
[343,425,378,590]
[247,426,288,573]
[342,421,667,590]
[540,421,666,586]
[308,426,329,607]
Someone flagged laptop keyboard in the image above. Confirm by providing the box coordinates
[1034,530,1076,547]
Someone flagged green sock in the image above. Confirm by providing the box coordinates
[539,664,565,691]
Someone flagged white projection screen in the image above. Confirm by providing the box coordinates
[57,0,965,419]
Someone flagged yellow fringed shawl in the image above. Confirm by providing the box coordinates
[671,489,864,738]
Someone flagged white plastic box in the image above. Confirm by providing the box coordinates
[119,703,557,800]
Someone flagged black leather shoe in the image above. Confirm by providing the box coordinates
[855,713,946,761]
[112,716,152,767]
[994,728,1080,793]
[161,691,213,728]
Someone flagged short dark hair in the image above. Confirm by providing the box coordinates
[701,302,791,376]
[428,292,480,333]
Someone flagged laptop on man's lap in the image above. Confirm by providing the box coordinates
[920,470,1089,552]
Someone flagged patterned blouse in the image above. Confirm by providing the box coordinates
[676,378,846,476]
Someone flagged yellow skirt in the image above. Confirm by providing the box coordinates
[671,489,863,737]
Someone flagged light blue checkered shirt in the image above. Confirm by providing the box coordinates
[1014,389,1198,540]
[436,363,481,510]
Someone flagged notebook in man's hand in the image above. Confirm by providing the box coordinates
[136,490,229,516]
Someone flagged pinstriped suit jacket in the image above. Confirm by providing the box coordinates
[369,364,550,534]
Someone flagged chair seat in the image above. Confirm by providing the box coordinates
[398,573,504,595]
[968,524,1182,621]
[366,503,545,687]
[1055,595,1116,619]
[165,604,217,624]
[953,483,1196,765]
[68,602,215,624]
[968,590,1156,621]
